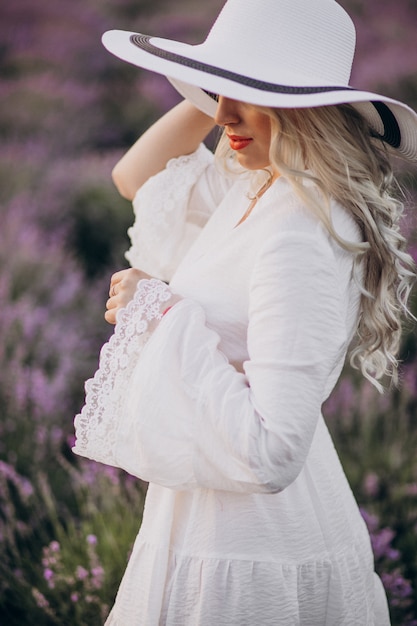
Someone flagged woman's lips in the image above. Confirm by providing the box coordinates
[227,135,253,150]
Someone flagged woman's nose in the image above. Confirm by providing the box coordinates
[214,96,240,126]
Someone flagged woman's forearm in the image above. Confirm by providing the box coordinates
[112,100,216,200]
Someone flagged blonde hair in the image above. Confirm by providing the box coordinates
[216,103,416,390]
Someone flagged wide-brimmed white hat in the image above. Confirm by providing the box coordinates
[102,0,417,162]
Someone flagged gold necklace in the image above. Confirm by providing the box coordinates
[235,175,274,227]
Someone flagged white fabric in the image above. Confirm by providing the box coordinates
[125,144,228,282]
[73,145,391,625]
[159,0,355,86]
[73,278,172,465]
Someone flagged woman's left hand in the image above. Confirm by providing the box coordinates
[105,268,151,324]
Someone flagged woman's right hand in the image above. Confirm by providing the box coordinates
[105,268,180,325]
[105,268,151,324]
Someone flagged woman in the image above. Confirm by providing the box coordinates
[73,0,417,624]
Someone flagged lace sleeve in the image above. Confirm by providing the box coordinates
[125,144,215,282]
[74,232,348,493]
[72,279,173,466]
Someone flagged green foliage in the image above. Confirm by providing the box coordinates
[325,358,417,623]
[0,459,145,626]
[69,184,131,277]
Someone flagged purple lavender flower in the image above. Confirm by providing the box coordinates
[76,566,89,581]
[91,566,105,590]
[87,534,97,545]
[32,588,51,610]
[43,568,55,589]
[382,570,413,608]
[362,472,380,498]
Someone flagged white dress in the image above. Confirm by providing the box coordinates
[73,145,391,625]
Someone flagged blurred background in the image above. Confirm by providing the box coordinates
[0,0,416,624]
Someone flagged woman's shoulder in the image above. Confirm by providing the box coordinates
[263,176,362,245]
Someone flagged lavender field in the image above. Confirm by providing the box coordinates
[1,0,417,624]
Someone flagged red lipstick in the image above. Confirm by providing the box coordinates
[227,135,253,150]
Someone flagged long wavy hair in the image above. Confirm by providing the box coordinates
[215,103,416,390]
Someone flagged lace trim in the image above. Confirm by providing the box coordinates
[125,144,213,276]
[73,279,172,465]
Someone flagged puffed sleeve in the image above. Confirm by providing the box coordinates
[73,230,350,494]
[125,144,232,282]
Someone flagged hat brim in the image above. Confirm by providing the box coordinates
[102,29,417,163]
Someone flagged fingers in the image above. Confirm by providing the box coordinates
[106,294,118,309]
[108,268,150,297]
[106,268,151,325]
[104,311,116,326]
[109,269,128,297]
[105,275,124,324]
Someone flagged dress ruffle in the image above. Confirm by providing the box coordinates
[105,530,387,626]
